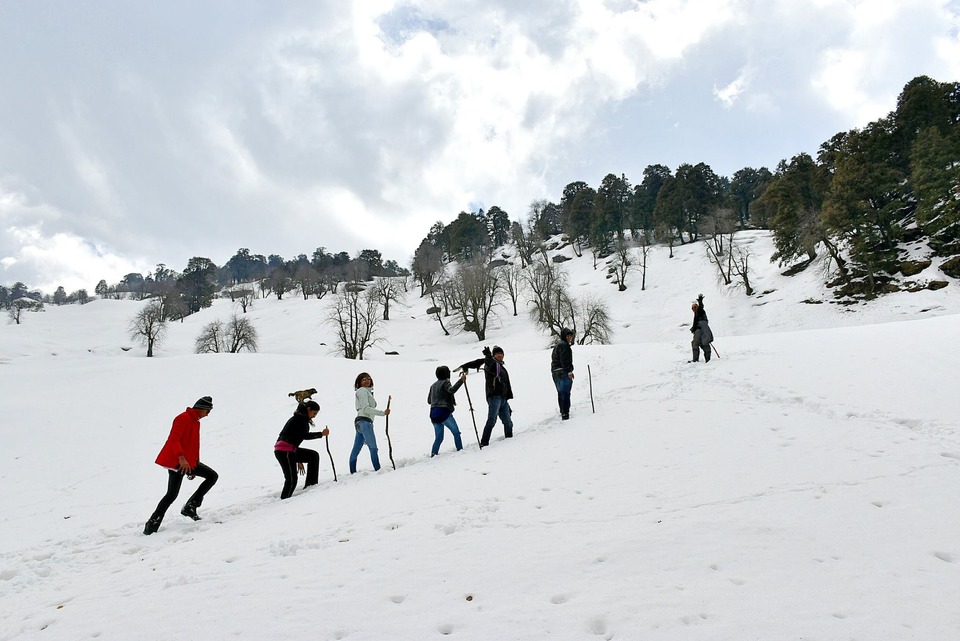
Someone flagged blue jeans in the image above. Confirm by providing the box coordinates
[349,418,380,473]
[553,373,572,417]
[431,415,463,456]
[480,396,513,446]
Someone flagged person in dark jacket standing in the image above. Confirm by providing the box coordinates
[427,365,467,456]
[460,345,513,447]
[551,328,575,420]
[274,400,329,499]
[144,396,219,535]
[690,293,713,363]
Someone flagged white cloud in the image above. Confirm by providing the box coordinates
[811,0,960,124]
[2,225,149,293]
[714,70,751,108]
[1,0,958,291]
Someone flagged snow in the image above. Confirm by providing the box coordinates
[1,232,958,640]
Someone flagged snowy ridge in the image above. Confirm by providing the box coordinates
[1,232,959,640]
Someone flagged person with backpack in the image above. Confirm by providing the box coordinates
[690,293,713,363]
[144,396,219,535]
[427,365,467,456]
[349,372,390,473]
[551,328,575,420]
[274,400,329,499]
[459,345,513,447]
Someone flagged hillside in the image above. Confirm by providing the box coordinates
[1,232,959,640]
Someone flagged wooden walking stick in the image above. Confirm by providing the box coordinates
[710,342,721,359]
[384,395,395,470]
[324,427,337,482]
[588,364,596,414]
[462,376,482,448]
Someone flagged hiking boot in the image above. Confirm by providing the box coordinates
[143,517,161,535]
[561,413,569,420]
[181,503,201,521]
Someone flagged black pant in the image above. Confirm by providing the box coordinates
[275,448,320,499]
[150,461,219,521]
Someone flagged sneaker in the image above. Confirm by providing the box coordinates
[561,414,569,420]
[143,517,161,535]
[181,504,201,521]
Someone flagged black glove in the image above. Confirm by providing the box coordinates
[697,293,704,304]
[482,346,491,357]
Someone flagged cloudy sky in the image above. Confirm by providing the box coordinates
[1,0,959,293]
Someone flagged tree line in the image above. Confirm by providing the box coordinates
[412,75,959,299]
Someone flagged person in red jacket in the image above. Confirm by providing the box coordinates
[144,396,219,535]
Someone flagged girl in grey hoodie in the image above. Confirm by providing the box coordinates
[349,372,390,473]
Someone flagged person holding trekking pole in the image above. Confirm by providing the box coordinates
[349,372,390,473]
[459,345,514,447]
[427,365,467,456]
[274,400,329,499]
[690,293,714,363]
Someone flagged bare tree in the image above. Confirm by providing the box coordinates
[128,302,167,357]
[268,269,293,300]
[704,231,734,286]
[610,237,635,291]
[426,299,451,336]
[525,259,572,335]
[447,258,502,341]
[161,293,189,323]
[371,277,407,321]
[229,288,256,313]
[194,315,259,353]
[318,267,343,299]
[573,295,613,345]
[700,207,738,257]
[195,320,227,353]
[730,239,755,296]
[226,314,259,352]
[637,233,651,291]
[498,262,523,316]
[325,287,383,359]
[293,264,320,300]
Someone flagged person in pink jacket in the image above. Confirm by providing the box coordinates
[144,396,219,535]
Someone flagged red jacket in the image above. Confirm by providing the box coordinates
[155,407,202,469]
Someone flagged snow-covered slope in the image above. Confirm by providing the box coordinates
[1,233,958,640]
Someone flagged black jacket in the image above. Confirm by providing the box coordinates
[550,339,574,376]
[690,299,709,333]
[460,353,514,400]
[276,411,326,448]
[427,377,464,409]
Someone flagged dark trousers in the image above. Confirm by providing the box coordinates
[274,448,320,499]
[150,461,219,522]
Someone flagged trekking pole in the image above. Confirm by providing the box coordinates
[324,427,337,482]
[711,342,721,359]
[384,395,396,470]
[587,364,596,414]
[462,377,482,448]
